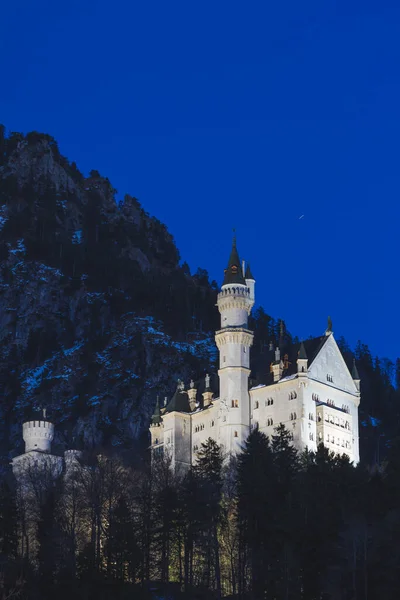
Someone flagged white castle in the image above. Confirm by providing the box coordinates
[150,237,360,471]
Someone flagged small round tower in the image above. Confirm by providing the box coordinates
[22,409,54,453]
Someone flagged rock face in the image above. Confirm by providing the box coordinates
[0,128,219,459]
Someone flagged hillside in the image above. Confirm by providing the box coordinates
[0,126,398,463]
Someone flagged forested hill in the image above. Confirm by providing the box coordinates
[0,126,398,463]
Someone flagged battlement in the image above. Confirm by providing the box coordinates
[23,420,54,453]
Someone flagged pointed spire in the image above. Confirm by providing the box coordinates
[222,231,246,286]
[151,397,162,425]
[325,316,333,335]
[245,262,255,280]
[298,342,307,360]
[352,359,360,380]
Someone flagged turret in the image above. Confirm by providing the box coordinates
[271,347,283,382]
[297,342,308,375]
[215,235,254,455]
[151,397,163,427]
[187,380,197,412]
[202,373,213,408]
[217,234,254,331]
[244,262,255,303]
[22,409,54,453]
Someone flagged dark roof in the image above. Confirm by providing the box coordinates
[298,341,307,360]
[352,359,360,380]
[251,335,329,387]
[165,384,190,413]
[163,373,220,415]
[222,236,246,286]
[151,397,162,425]
[245,262,255,280]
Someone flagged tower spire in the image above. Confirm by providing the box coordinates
[222,231,246,286]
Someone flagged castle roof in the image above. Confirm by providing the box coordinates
[352,359,360,380]
[222,235,246,286]
[245,262,255,280]
[164,384,190,413]
[250,335,329,388]
[298,341,307,360]
[151,397,163,425]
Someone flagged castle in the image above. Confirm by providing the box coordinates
[150,237,360,471]
[11,238,360,482]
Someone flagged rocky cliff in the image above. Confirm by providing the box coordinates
[0,127,219,458]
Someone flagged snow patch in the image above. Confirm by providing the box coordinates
[72,229,82,244]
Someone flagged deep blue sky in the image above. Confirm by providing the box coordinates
[1,0,400,360]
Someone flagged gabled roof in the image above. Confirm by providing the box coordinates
[222,236,246,286]
[250,335,330,387]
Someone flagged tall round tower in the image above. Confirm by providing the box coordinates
[215,235,255,454]
[22,409,54,453]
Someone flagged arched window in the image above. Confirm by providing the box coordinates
[318,432,322,441]
[293,412,297,420]
[255,400,259,409]
[234,431,238,438]
[309,432,314,441]
[290,413,293,420]
[318,412,322,422]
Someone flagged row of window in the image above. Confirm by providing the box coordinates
[289,391,297,400]
[254,398,275,409]
[326,399,335,407]
[326,435,351,448]
[194,420,215,433]
[317,412,351,429]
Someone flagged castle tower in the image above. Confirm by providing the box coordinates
[215,235,254,454]
[22,409,54,453]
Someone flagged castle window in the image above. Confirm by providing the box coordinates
[327,434,330,443]
[309,432,314,441]
[223,356,226,363]
[234,431,238,438]
[294,412,297,420]
[244,347,246,353]
[290,413,293,420]
[327,374,333,382]
[289,391,297,400]
[318,413,321,422]
[155,438,158,445]
[331,436,335,444]
[211,420,215,427]
[319,432,322,441]
[255,400,259,409]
